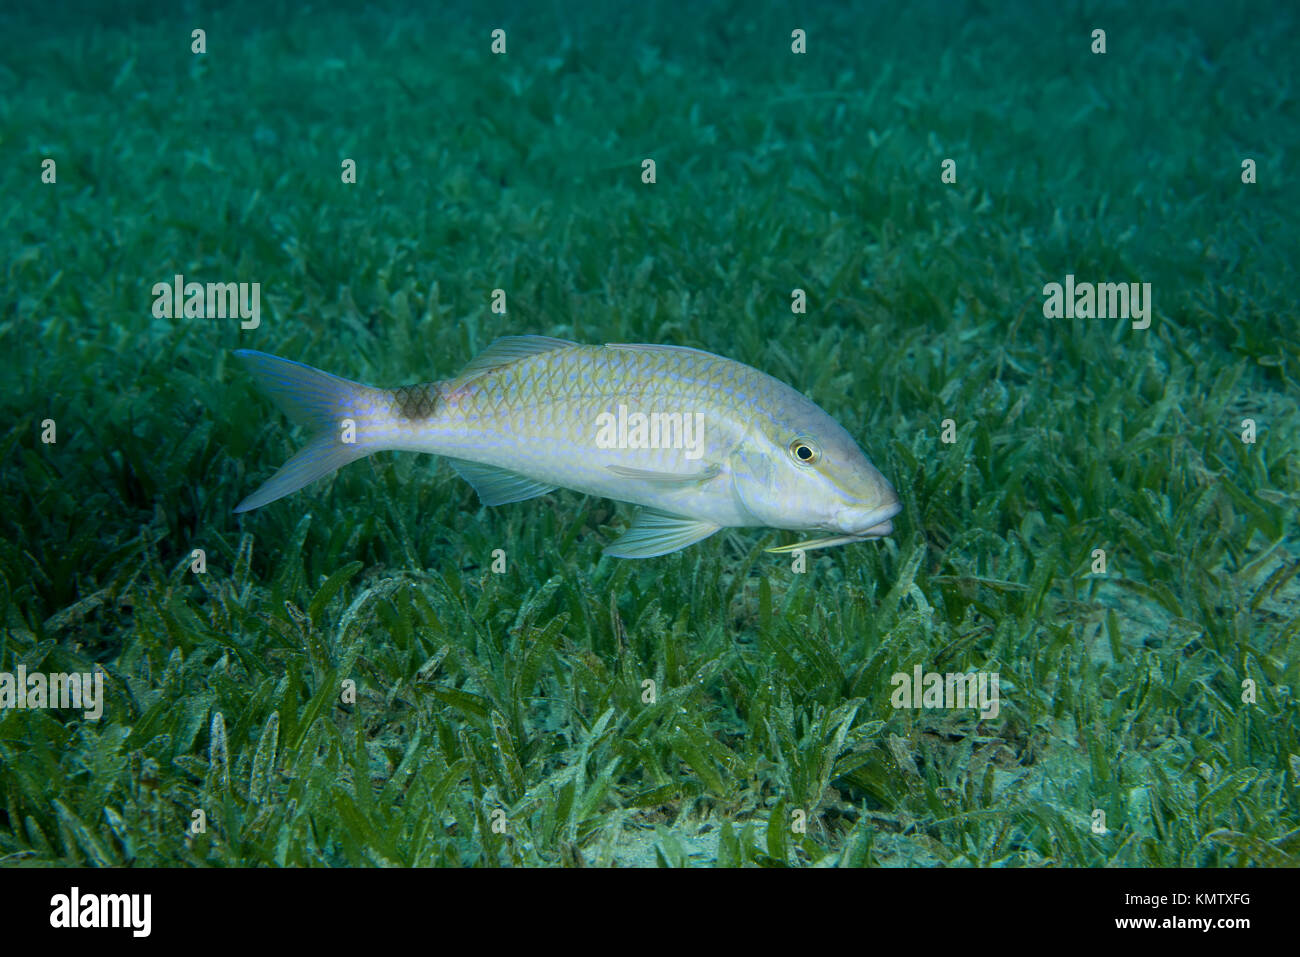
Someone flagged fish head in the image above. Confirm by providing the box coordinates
[730,397,901,540]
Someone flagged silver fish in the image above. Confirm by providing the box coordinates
[234,336,901,557]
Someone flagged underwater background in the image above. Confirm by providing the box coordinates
[1,0,1297,866]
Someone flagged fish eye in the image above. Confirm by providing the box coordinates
[788,437,820,465]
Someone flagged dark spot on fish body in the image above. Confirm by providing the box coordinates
[392,383,439,420]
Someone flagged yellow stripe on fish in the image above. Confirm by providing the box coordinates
[233,336,901,558]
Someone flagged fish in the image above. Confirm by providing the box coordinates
[232,336,902,558]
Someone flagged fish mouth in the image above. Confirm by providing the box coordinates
[837,498,903,538]
[766,500,902,554]
[856,518,894,538]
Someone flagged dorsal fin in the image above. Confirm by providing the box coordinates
[445,335,577,391]
[605,342,724,362]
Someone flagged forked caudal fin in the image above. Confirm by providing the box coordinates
[232,340,566,515]
[233,350,387,513]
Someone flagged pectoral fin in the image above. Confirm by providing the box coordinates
[604,509,722,558]
[605,463,721,484]
[449,459,557,506]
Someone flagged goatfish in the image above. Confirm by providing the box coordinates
[233,336,901,558]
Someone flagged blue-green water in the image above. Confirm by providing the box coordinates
[0,0,1296,873]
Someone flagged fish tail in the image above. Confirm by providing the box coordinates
[233,350,388,513]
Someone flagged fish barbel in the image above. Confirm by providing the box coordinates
[233,336,901,557]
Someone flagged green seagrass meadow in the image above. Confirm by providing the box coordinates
[1,0,1297,865]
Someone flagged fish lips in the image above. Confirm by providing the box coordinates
[839,499,903,538]
[858,518,894,538]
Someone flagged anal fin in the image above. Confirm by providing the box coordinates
[449,459,557,506]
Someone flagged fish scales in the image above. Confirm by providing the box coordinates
[456,348,751,509]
